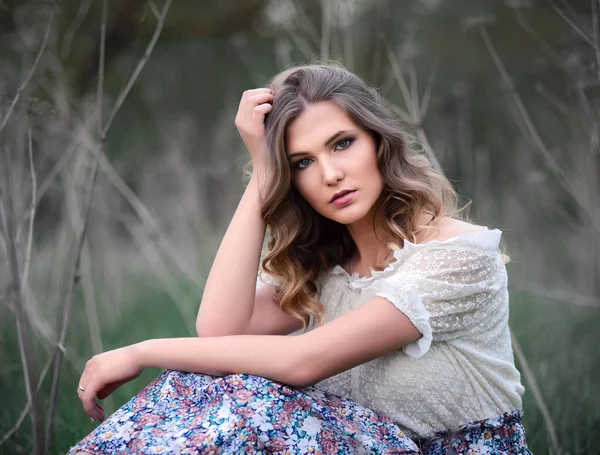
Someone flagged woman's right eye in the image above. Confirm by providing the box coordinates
[295,158,312,170]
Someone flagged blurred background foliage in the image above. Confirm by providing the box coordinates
[0,0,598,454]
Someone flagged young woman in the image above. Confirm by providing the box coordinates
[69,62,530,454]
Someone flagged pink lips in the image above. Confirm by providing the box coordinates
[331,190,356,207]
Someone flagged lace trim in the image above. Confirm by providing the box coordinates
[331,228,502,287]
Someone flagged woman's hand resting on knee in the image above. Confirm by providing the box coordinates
[77,345,143,421]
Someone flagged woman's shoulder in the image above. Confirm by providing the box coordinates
[405,219,503,262]
[419,217,489,243]
[325,223,502,288]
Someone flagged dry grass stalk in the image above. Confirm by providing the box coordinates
[43,0,173,448]
[385,45,442,173]
[478,24,599,233]
[511,330,562,455]
[0,4,55,136]
[384,27,564,453]
[0,3,56,451]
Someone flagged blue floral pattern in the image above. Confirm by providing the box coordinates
[418,410,532,455]
[68,370,530,454]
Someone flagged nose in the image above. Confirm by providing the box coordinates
[321,158,344,185]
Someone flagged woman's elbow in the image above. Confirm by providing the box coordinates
[281,359,324,388]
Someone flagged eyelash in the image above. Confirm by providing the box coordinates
[293,137,356,171]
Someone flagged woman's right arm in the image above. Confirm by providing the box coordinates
[196,89,303,337]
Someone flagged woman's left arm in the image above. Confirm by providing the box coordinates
[78,296,421,421]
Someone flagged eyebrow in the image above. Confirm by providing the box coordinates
[287,130,351,159]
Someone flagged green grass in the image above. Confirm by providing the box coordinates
[510,294,600,454]
[1,284,599,454]
[0,278,199,455]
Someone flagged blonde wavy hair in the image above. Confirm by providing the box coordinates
[258,61,467,329]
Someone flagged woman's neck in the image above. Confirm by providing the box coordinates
[345,212,439,277]
[344,213,392,277]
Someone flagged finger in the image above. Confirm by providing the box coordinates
[243,88,274,97]
[77,369,88,397]
[80,380,104,421]
[251,103,273,121]
[78,357,95,392]
[240,94,273,120]
[247,92,275,105]
[95,402,105,421]
[97,379,128,400]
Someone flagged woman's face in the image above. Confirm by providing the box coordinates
[286,101,384,226]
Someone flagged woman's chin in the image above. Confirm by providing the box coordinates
[325,207,371,226]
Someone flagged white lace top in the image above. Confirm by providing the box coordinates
[259,228,525,439]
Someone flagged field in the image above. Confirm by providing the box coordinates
[1,255,599,454]
[1,1,599,454]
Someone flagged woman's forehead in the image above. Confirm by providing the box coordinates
[286,102,359,153]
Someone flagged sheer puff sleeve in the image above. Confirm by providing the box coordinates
[396,232,505,343]
[362,229,504,356]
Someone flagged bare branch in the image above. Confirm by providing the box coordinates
[44,0,109,444]
[0,347,56,447]
[0,4,55,137]
[385,45,414,117]
[515,11,564,67]
[390,50,564,448]
[385,45,442,173]
[29,141,79,217]
[593,0,600,85]
[419,57,438,118]
[286,28,315,61]
[534,83,573,117]
[385,41,564,452]
[0,150,44,455]
[320,0,330,60]
[60,0,93,59]
[408,65,419,118]
[89,146,203,290]
[21,127,36,295]
[97,0,108,134]
[102,0,173,138]
[295,1,321,47]
[148,1,161,20]
[523,282,600,309]
[386,101,413,124]
[511,329,562,455]
[552,4,599,50]
[478,24,599,232]
[44,1,173,445]
[342,1,354,71]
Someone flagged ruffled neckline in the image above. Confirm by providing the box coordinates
[330,227,502,287]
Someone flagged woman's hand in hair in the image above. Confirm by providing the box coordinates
[235,88,274,169]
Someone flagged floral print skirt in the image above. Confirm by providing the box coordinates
[68,370,531,455]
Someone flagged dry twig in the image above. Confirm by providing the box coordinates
[478,24,599,233]
[0,347,57,448]
[0,4,55,137]
[320,0,331,60]
[511,330,562,455]
[0,144,44,454]
[43,0,173,447]
[385,45,442,173]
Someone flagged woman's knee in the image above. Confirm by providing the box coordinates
[217,373,266,390]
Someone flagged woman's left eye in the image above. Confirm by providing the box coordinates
[334,138,354,150]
